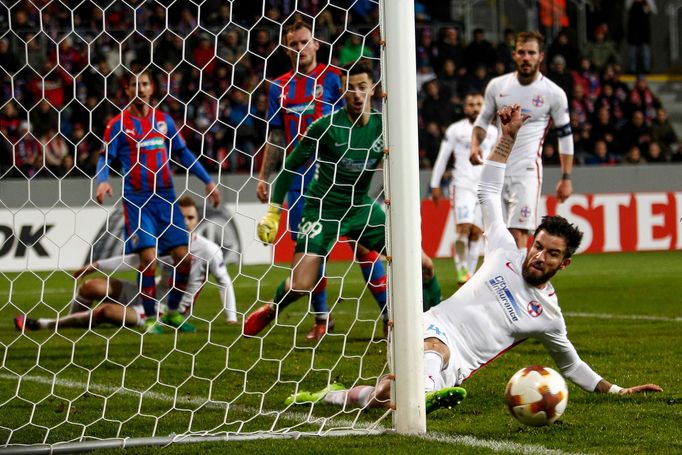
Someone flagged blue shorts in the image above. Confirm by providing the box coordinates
[122,193,188,255]
[287,162,316,241]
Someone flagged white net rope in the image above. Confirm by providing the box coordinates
[0,0,393,448]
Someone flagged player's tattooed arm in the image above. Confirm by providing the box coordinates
[256,128,286,203]
[488,104,527,164]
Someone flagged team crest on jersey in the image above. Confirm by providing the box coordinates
[314,84,324,98]
[156,121,168,135]
[527,300,543,317]
[519,205,531,222]
[532,95,544,107]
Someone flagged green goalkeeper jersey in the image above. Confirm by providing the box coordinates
[272,108,384,210]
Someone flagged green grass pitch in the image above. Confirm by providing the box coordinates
[0,251,680,454]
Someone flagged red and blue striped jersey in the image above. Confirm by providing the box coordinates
[268,63,343,150]
[97,109,211,196]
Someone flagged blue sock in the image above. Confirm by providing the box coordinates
[311,262,329,318]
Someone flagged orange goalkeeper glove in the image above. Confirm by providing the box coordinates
[257,204,282,244]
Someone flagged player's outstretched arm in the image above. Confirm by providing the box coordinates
[470,126,487,165]
[487,104,528,164]
[594,379,663,395]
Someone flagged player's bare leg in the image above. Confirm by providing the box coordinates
[244,253,323,337]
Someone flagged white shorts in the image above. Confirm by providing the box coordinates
[422,311,463,388]
[116,280,145,327]
[450,185,482,229]
[502,171,541,232]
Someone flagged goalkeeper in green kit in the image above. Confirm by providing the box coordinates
[244,60,441,337]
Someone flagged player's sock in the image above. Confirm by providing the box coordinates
[273,280,300,311]
[68,293,91,314]
[167,257,190,312]
[310,262,329,320]
[325,385,374,408]
[139,263,157,318]
[357,250,387,315]
[422,274,442,312]
[454,232,468,276]
[424,350,446,392]
[37,318,54,329]
[37,311,91,330]
[467,238,482,275]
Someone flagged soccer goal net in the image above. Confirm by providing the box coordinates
[0,0,424,451]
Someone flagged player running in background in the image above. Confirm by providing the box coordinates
[285,104,661,412]
[255,20,387,340]
[95,70,220,334]
[14,196,236,332]
[245,61,441,339]
[430,93,498,285]
[470,31,573,251]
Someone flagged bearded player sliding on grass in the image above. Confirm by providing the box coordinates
[244,60,441,339]
[285,104,662,413]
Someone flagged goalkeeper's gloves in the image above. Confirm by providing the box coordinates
[257,204,282,244]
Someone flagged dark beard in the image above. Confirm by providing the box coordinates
[522,263,559,287]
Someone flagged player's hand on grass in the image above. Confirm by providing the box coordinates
[205,182,221,207]
[619,384,663,395]
[95,182,113,204]
[431,187,443,206]
[257,204,282,244]
[256,181,269,203]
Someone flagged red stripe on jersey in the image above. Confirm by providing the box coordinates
[155,110,173,188]
[293,74,309,137]
[101,112,123,159]
[122,112,142,191]
[140,113,159,189]
[122,200,131,236]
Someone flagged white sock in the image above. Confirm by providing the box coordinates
[37,318,54,329]
[467,239,482,273]
[324,386,374,408]
[454,233,468,273]
[424,351,445,392]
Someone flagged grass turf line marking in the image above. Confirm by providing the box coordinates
[420,432,589,455]
[0,373,386,432]
[565,312,682,322]
[0,375,584,455]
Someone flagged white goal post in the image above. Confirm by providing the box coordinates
[0,0,424,451]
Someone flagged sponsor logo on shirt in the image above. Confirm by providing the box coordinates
[487,275,520,322]
[139,137,165,150]
[285,103,316,115]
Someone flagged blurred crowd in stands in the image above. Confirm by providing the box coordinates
[0,0,679,181]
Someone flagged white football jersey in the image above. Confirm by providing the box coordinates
[474,72,570,176]
[430,119,498,190]
[424,161,601,391]
[96,234,237,321]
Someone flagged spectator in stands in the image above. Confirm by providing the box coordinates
[547,54,574,100]
[571,84,594,128]
[619,110,652,158]
[436,26,465,74]
[496,28,516,72]
[464,65,490,95]
[590,106,618,152]
[30,100,59,139]
[438,59,464,105]
[628,75,661,122]
[570,112,592,158]
[583,24,620,73]
[651,108,678,157]
[41,130,68,177]
[463,28,496,74]
[420,79,453,129]
[670,144,682,162]
[547,28,580,70]
[72,123,97,175]
[623,145,647,164]
[573,57,601,103]
[0,38,20,75]
[626,0,656,74]
[541,142,561,166]
[339,32,374,66]
[193,33,217,74]
[645,141,668,163]
[419,121,443,168]
[594,83,626,128]
[13,122,40,178]
[584,139,618,166]
[414,28,437,71]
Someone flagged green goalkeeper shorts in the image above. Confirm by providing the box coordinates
[294,201,386,256]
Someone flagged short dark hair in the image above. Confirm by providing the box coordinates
[284,20,312,43]
[343,59,374,80]
[177,195,198,209]
[121,68,153,89]
[516,31,545,50]
[534,215,583,258]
